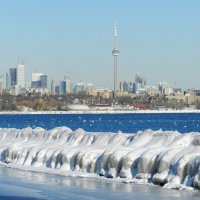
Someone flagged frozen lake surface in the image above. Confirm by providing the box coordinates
[0,166,200,200]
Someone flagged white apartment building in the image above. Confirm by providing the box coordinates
[16,64,25,87]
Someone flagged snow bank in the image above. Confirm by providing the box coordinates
[1,109,200,115]
[0,127,200,190]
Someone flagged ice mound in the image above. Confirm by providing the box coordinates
[0,127,200,190]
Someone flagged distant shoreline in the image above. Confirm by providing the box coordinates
[0,109,200,114]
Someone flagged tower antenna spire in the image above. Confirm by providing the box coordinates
[112,22,120,96]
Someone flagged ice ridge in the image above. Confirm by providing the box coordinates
[0,127,200,190]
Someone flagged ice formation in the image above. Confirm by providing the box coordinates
[0,127,200,190]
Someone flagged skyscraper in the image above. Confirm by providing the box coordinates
[31,73,43,88]
[60,80,66,94]
[6,72,11,89]
[135,73,146,93]
[31,73,47,88]
[64,73,72,94]
[112,23,120,95]
[40,75,47,88]
[73,81,85,94]
[9,68,17,87]
[16,64,25,87]
[51,79,56,94]
[32,73,43,82]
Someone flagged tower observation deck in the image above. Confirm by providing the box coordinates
[112,23,120,95]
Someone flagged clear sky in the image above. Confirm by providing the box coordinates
[0,0,200,89]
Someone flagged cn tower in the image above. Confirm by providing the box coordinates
[112,23,120,95]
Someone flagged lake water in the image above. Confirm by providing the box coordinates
[0,113,200,133]
[1,113,200,199]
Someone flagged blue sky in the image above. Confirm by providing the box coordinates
[0,0,200,89]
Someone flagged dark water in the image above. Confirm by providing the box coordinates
[0,113,200,133]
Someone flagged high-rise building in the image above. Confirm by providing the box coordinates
[158,82,173,95]
[31,73,42,87]
[55,85,60,94]
[32,73,43,82]
[64,73,72,94]
[121,81,129,92]
[40,75,47,88]
[120,81,136,94]
[9,68,17,87]
[16,64,25,87]
[112,23,120,95]
[31,73,47,88]
[31,81,41,88]
[132,83,136,94]
[135,73,146,93]
[60,80,66,94]
[51,79,56,94]
[73,81,85,94]
[6,72,11,89]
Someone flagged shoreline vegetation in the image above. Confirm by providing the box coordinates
[0,109,200,114]
[1,92,200,113]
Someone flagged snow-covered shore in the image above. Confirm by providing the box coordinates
[0,109,200,115]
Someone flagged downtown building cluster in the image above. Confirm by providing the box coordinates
[4,62,48,95]
[0,61,193,99]
[120,73,182,96]
[5,63,27,95]
[1,60,200,109]
[0,23,199,109]
[1,62,100,97]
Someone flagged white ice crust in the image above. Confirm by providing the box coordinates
[0,127,200,190]
[0,109,200,115]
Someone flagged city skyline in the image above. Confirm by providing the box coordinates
[0,1,200,90]
[3,63,186,96]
